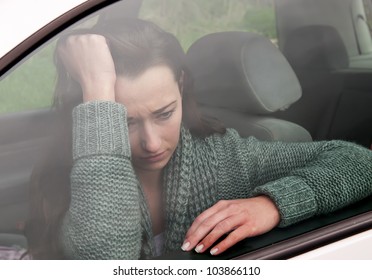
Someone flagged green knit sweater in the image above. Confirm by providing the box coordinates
[61,101,372,259]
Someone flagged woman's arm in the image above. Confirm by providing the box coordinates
[214,129,372,226]
[252,137,372,226]
[56,34,116,102]
[58,35,142,259]
[61,101,142,259]
[182,129,372,255]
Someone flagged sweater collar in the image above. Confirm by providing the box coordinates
[140,126,193,257]
[163,126,193,252]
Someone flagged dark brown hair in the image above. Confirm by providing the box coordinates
[26,18,225,259]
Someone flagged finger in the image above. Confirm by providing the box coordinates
[209,225,252,256]
[182,212,229,252]
[182,202,247,252]
[182,201,231,251]
[193,213,244,253]
[185,200,229,239]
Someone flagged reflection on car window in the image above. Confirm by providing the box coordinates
[0,15,99,116]
[363,0,372,33]
[140,0,277,49]
[0,44,56,115]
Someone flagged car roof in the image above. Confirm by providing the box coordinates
[0,0,86,58]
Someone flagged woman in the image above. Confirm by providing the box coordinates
[27,18,372,259]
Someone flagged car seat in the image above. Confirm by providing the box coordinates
[186,31,312,142]
[275,25,349,141]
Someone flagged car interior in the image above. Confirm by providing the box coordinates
[0,0,371,259]
[186,31,312,142]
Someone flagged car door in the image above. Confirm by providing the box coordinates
[0,43,58,247]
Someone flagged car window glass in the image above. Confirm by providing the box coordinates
[363,0,372,34]
[350,0,372,56]
[139,0,277,49]
[0,44,56,115]
[0,16,98,116]
[0,0,370,260]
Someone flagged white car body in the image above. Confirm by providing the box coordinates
[291,229,372,260]
[0,0,86,57]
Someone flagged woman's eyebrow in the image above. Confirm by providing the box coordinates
[152,101,177,114]
[127,101,177,121]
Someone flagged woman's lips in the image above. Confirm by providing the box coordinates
[141,151,167,163]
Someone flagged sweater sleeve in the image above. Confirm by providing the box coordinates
[211,129,372,227]
[60,101,142,259]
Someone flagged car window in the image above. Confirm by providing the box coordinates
[347,0,372,67]
[0,4,101,256]
[363,0,372,31]
[0,0,371,260]
[0,44,56,114]
[140,0,277,49]
[0,15,99,115]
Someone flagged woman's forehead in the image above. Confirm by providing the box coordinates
[115,65,181,114]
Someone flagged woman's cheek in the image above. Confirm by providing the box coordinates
[128,130,139,157]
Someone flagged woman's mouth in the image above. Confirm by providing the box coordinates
[141,151,167,163]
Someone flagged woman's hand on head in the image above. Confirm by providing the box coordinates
[57,34,116,102]
[181,196,280,256]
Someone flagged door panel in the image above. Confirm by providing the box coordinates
[0,109,55,246]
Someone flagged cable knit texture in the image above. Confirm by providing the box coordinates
[61,101,372,259]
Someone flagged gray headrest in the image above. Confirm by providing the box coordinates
[283,25,349,71]
[186,32,302,115]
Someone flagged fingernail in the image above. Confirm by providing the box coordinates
[181,241,190,251]
[210,248,218,255]
[195,244,204,253]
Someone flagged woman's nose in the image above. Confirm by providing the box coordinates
[140,124,161,152]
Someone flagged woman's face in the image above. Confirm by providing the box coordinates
[115,65,183,174]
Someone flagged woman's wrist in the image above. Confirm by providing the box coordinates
[256,195,281,227]
[82,78,116,102]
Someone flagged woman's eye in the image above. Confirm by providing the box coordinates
[158,110,174,120]
[127,119,137,127]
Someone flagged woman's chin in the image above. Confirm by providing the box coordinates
[133,155,171,173]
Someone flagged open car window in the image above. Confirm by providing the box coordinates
[0,0,371,260]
